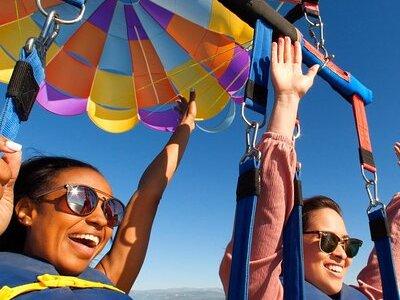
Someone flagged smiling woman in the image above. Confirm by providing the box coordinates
[0,96,196,299]
[219,37,369,299]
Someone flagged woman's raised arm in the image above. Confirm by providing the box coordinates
[97,95,197,292]
[219,37,318,299]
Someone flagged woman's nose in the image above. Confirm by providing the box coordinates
[332,242,348,260]
[85,202,108,228]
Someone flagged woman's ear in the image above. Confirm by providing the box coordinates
[15,197,36,227]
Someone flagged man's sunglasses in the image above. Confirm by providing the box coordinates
[34,184,125,227]
[303,231,363,258]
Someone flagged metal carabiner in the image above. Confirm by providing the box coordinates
[25,11,60,64]
[36,0,86,25]
[304,11,334,71]
[241,102,267,129]
[241,122,261,163]
[361,165,383,212]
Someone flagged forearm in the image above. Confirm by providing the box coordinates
[98,124,193,292]
[267,93,300,139]
[138,123,192,199]
[97,191,158,292]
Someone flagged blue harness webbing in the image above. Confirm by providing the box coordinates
[227,20,272,300]
[63,0,85,8]
[0,49,44,140]
[282,171,305,300]
[368,208,400,299]
[228,157,260,299]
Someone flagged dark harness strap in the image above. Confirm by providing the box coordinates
[0,49,44,140]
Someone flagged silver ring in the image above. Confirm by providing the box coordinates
[36,0,85,25]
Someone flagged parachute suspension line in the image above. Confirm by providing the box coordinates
[137,44,251,119]
[227,20,272,300]
[133,40,251,98]
[195,64,250,133]
[133,26,161,105]
[129,40,250,114]
[13,0,23,49]
[275,1,285,12]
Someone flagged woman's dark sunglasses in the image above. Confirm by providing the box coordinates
[303,231,363,258]
[34,184,125,227]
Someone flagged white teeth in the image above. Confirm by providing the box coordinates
[326,264,343,274]
[70,234,100,246]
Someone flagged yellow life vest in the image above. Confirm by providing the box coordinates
[0,274,125,300]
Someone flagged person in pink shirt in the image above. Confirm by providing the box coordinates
[220,36,399,299]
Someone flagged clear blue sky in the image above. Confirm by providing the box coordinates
[1,0,400,291]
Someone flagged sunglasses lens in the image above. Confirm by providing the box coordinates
[345,239,362,258]
[320,232,340,253]
[102,199,125,227]
[67,185,97,215]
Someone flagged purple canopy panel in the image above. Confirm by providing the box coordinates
[139,108,181,132]
[36,82,87,116]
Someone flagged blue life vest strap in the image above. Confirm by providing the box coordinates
[368,208,400,299]
[0,48,44,140]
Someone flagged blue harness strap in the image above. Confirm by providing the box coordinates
[227,20,272,300]
[61,0,85,8]
[243,20,272,115]
[368,208,400,299]
[0,49,44,140]
[282,172,305,300]
[228,157,260,299]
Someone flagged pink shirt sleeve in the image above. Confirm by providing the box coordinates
[356,194,400,299]
[219,132,297,300]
